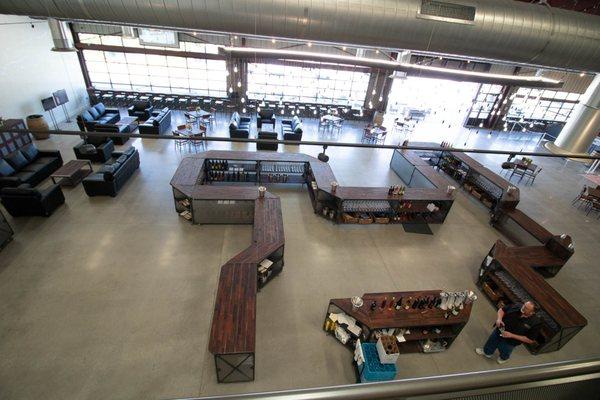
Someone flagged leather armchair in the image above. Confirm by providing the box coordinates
[83,147,140,197]
[257,131,278,151]
[73,136,115,163]
[139,108,172,135]
[0,183,65,217]
[128,100,154,121]
[281,116,303,141]
[257,110,276,129]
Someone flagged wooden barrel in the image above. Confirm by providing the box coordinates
[26,114,50,140]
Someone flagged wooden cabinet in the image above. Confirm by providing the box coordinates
[478,240,586,354]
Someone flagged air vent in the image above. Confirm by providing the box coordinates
[419,0,476,22]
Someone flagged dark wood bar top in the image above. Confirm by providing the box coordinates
[331,291,472,329]
[208,262,257,355]
[499,208,554,244]
[491,241,586,329]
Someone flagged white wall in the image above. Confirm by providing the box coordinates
[0,14,88,124]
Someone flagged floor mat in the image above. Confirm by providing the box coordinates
[402,223,433,235]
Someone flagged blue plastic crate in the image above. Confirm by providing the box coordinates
[359,342,397,382]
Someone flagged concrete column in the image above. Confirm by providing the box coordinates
[546,74,600,155]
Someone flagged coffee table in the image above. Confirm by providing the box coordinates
[116,116,139,133]
[51,160,93,187]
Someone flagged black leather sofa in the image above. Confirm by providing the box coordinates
[257,110,276,129]
[257,131,278,151]
[0,183,65,217]
[73,135,115,163]
[82,147,140,197]
[281,116,303,141]
[139,108,172,135]
[0,143,63,189]
[77,103,120,131]
[94,124,130,145]
[229,112,251,138]
[128,100,154,121]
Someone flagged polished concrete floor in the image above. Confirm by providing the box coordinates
[0,111,599,399]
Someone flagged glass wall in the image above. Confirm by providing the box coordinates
[247,63,370,105]
[507,88,581,123]
[78,33,220,54]
[83,49,228,96]
[467,84,504,122]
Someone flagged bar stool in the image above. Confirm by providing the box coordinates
[164,96,176,108]
[190,98,200,109]
[209,107,217,124]
[215,99,224,116]
[114,92,127,106]
[101,92,114,105]
[203,98,212,108]
[178,97,190,110]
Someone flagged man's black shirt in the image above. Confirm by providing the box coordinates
[501,303,542,346]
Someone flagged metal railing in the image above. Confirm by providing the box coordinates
[177,357,600,400]
[2,128,600,161]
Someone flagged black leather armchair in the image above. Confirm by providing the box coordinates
[257,110,276,129]
[229,112,251,138]
[83,147,140,197]
[0,183,65,217]
[73,136,115,163]
[77,103,120,131]
[128,100,154,121]
[257,131,278,151]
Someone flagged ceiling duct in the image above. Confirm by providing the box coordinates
[0,0,598,72]
[47,18,75,52]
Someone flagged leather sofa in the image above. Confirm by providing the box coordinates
[73,135,115,163]
[0,143,63,189]
[257,110,276,129]
[128,100,154,121]
[139,108,172,135]
[94,124,130,145]
[0,183,65,217]
[281,116,303,141]
[82,147,140,197]
[229,112,251,138]
[77,103,120,131]
[257,131,278,151]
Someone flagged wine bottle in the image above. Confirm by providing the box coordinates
[388,296,395,311]
[412,298,419,309]
[381,297,387,310]
[370,301,377,312]
[405,297,412,310]
[395,297,403,310]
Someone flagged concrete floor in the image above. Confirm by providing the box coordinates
[0,111,599,399]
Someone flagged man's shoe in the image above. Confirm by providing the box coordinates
[475,348,492,358]
[497,357,509,364]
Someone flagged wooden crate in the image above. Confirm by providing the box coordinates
[342,213,359,223]
[375,217,390,224]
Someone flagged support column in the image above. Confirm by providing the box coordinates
[546,74,600,156]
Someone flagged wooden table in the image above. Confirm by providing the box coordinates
[51,160,93,186]
[115,116,138,132]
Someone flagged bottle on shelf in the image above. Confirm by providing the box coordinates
[381,297,387,310]
[370,301,377,312]
[388,296,395,311]
[405,297,413,310]
[395,297,403,310]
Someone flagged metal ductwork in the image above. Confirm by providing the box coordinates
[0,0,598,72]
[47,17,75,52]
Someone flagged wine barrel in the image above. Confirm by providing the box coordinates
[26,114,50,140]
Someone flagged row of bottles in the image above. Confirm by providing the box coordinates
[207,159,229,171]
[369,296,442,312]
[263,173,290,183]
[388,185,406,196]
[208,170,253,182]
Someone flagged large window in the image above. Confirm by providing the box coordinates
[468,84,504,121]
[78,33,220,54]
[507,88,581,123]
[247,63,370,105]
[83,50,227,96]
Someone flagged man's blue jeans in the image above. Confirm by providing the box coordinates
[483,328,515,360]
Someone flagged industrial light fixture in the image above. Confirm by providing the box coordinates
[308,42,312,47]
[229,86,233,93]
[342,46,347,51]
[280,109,284,115]
[237,81,242,87]
[220,46,563,87]
[241,97,246,103]
[487,132,492,139]
[378,96,383,102]
[372,89,376,95]
[257,106,261,113]
[233,66,238,73]
[234,35,238,39]
[313,109,317,115]
[375,49,380,54]
[271,38,276,43]
[522,127,527,132]
[242,107,246,113]
[479,123,484,128]
[579,72,585,77]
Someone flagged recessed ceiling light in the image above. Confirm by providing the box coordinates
[307,42,312,47]
[271,38,276,44]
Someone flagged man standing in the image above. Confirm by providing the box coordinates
[475,301,541,364]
